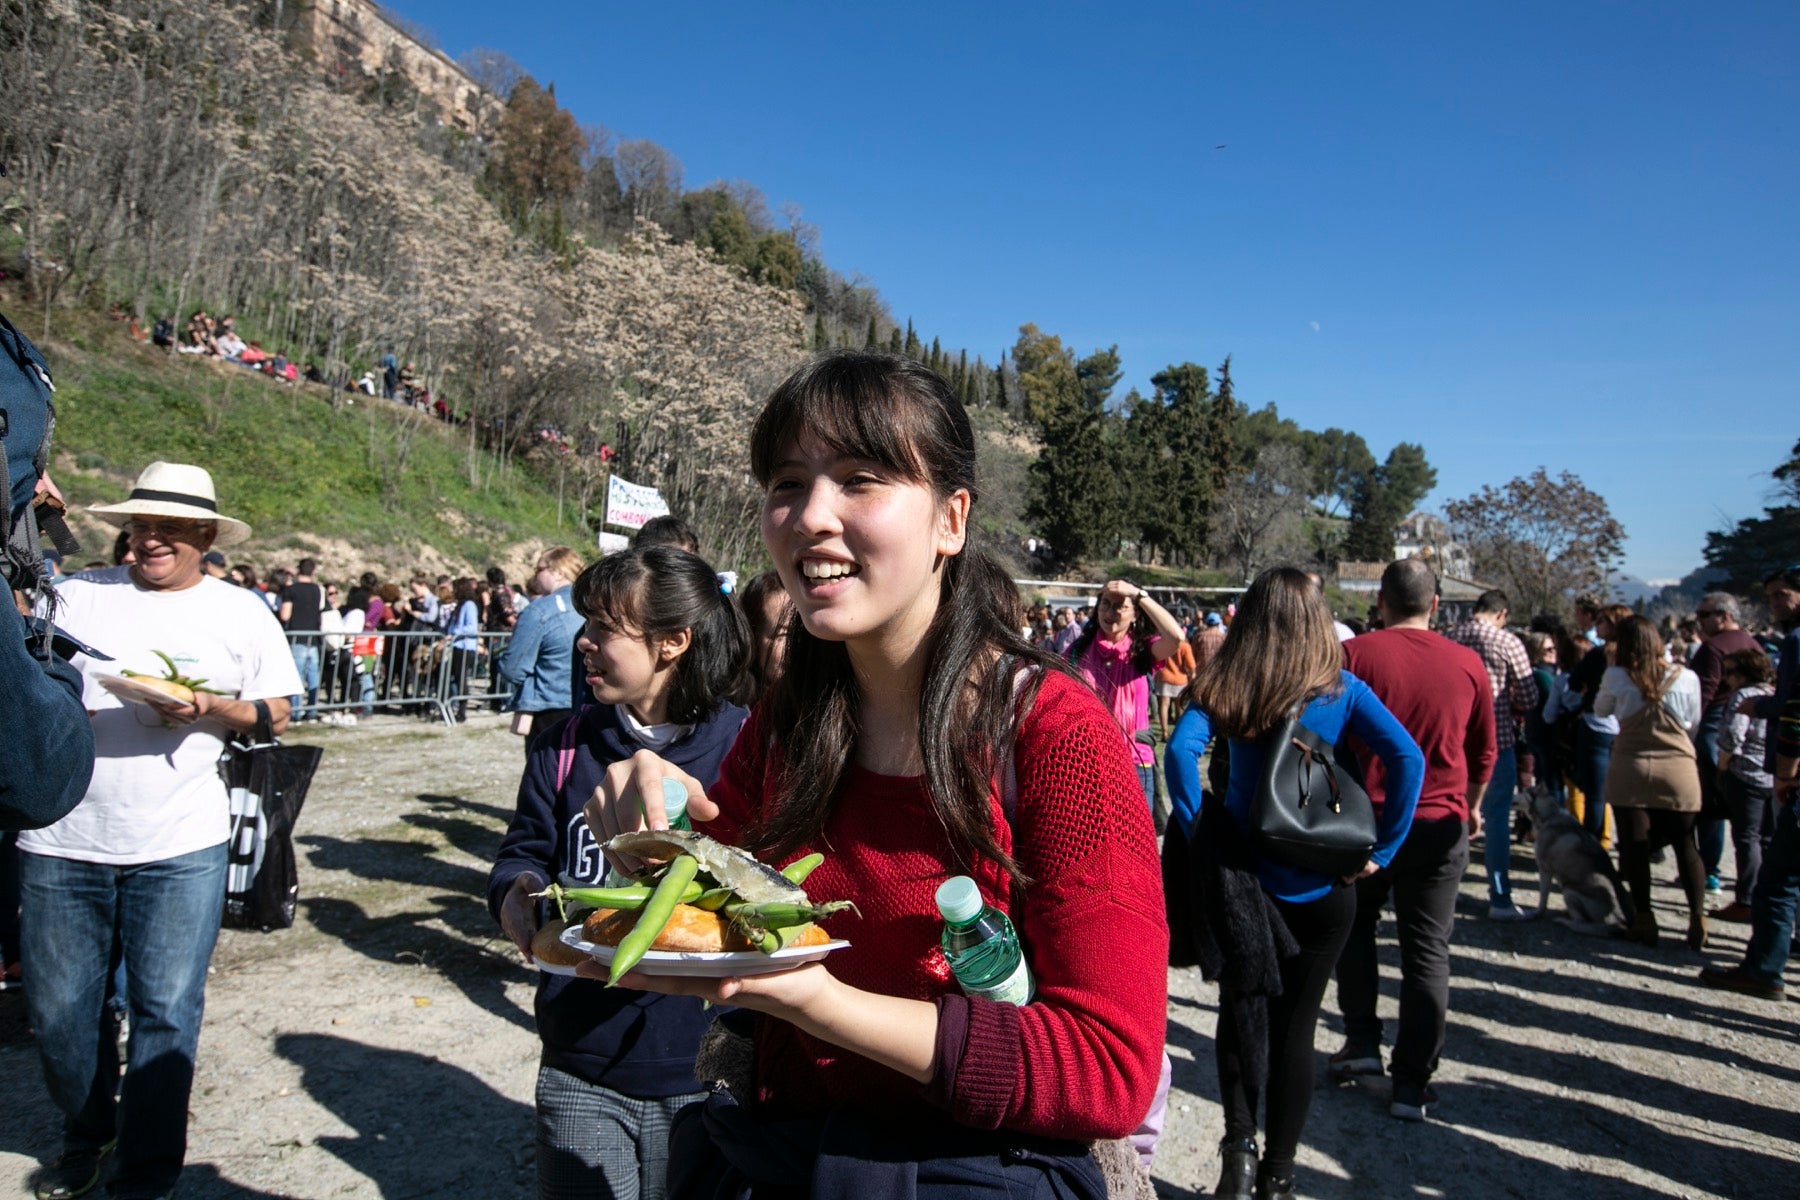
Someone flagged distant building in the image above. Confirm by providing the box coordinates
[295,0,502,135]
[1333,558,1491,629]
[1393,512,1474,580]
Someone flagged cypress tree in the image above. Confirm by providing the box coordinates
[904,319,920,360]
[865,315,879,350]
[812,314,829,352]
[888,326,903,355]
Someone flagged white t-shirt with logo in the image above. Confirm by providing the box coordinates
[21,568,304,865]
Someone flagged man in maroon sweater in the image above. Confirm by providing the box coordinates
[1332,557,1496,1121]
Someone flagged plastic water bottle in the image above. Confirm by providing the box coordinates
[604,778,693,885]
[660,777,693,831]
[935,876,1034,1005]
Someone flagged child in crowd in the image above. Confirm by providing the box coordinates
[488,545,751,1200]
[582,353,1167,1200]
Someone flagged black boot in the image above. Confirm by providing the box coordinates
[1213,1138,1257,1198]
[1255,1164,1296,1200]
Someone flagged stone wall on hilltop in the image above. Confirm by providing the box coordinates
[297,0,501,135]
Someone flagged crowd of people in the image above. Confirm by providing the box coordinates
[134,308,460,422]
[4,344,1795,1200]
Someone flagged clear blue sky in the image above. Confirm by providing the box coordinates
[387,1,1797,582]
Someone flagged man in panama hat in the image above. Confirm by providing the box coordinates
[18,461,300,1200]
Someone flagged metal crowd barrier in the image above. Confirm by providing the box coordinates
[281,628,515,726]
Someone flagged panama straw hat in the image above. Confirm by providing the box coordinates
[87,461,252,547]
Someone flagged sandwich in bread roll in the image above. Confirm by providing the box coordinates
[127,676,196,706]
[581,903,830,954]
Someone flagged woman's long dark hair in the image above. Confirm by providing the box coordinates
[572,545,751,723]
[745,352,1073,885]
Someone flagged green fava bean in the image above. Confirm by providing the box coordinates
[607,854,700,986]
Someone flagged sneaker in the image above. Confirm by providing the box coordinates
[1711,901,1753,923]
[1697,965,1785,1001]
[1485,899,1531,921]
[1327,1043,1383,1082]
[1389,1082,1439,1122]
[1705,874,1722,895]
[33,1140,116,1200]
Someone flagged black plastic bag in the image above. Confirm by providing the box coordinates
[219,702,322,931]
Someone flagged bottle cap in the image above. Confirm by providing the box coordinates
[661,777,689,823]
[935,875,983,924]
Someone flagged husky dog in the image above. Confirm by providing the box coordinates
[1525,788,1636,933]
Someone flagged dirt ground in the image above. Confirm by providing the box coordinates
[3,716,1795,1199]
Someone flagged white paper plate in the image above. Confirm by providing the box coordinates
[97,674,193,709]
[559,925,850,977]
[534,958,582,977]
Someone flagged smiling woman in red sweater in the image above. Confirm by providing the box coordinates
[582,353,1168,1200]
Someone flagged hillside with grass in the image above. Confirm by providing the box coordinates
[38,310,574,579]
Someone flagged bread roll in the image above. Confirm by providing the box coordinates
[530,919,588,968]
[580,904,829,953]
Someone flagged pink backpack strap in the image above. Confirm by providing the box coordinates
[554,706,587,796]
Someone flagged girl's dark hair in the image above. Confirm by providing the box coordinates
[571,545,751,723]
[738,569,793,701]
[1188,565,1344,739]
[745,352,1075,885]
[1723,646,1775,687]
[485,565,507,587]
[452,576,479,604]
[111,530,132,566]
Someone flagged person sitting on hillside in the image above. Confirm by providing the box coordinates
[180,310,215,355]
[214,328,247,361]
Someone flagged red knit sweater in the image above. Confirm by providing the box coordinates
[705,669,1169,1141]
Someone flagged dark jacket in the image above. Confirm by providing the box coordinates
[1,310,94,832]
[486,699,748,1094]
[1,602,95,832]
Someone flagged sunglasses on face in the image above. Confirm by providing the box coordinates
[125,518,209,540]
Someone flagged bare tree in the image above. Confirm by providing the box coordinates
[614,139,683,226]
[1213,442,1313,580]
[1444,468,1626,617]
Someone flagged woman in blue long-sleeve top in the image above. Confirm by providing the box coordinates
[1165,567,1423,1200]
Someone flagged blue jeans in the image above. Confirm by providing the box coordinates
[21,844,227,1196]
[1137,764,1156,816]
[1744,800,1800,985]
[290,642,321,720]
[1482,747,1519,903]
[1573,724,1614,840]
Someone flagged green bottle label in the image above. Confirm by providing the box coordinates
[968,957,1034,1006]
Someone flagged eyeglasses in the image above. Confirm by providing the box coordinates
[124,518,210,540]
[1695,610,1721,619]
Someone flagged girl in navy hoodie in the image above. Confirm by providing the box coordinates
[488,544,752,1200]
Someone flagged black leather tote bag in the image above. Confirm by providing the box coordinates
[1250,715,1375,878]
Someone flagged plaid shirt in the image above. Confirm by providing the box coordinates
[1445,618,1537,751]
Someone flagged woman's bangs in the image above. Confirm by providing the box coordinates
[572,561,643,636]
[751,357,931,484]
